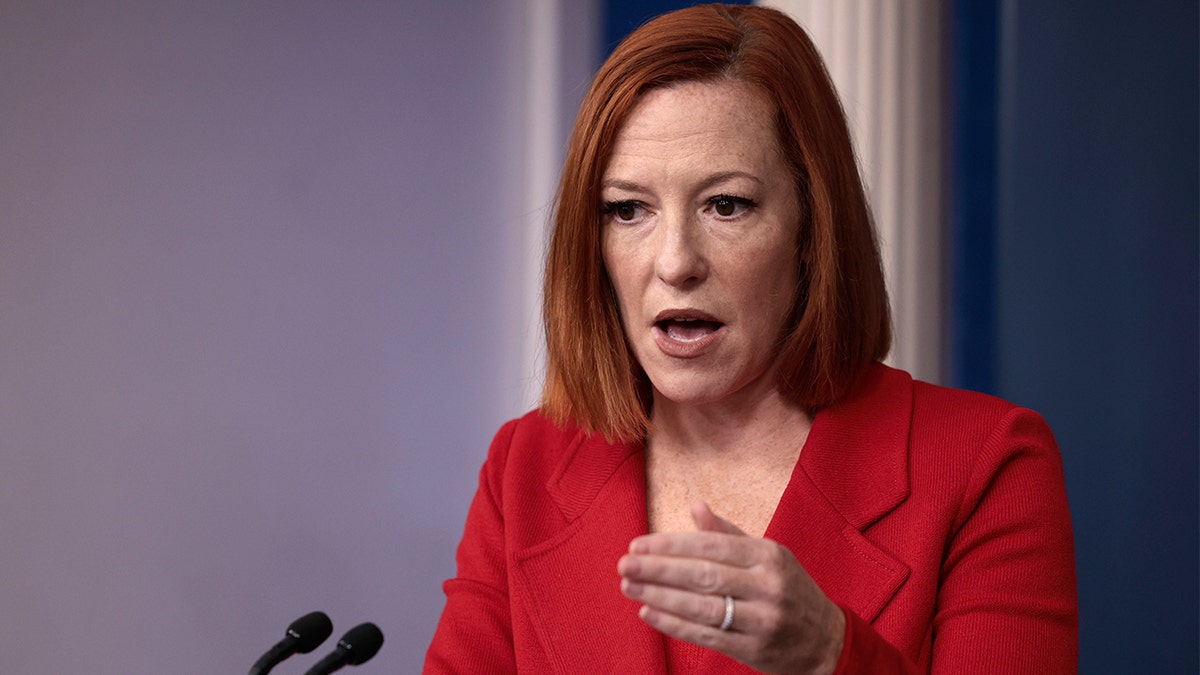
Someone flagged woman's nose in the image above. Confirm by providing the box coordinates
[653,212,708,287]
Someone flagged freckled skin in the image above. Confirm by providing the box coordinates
[600,80,802,415]
[606,80,846,675]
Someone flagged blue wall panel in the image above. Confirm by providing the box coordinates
[603,0,751,55]
[948,0,1000,393]
[954,0,1199,670]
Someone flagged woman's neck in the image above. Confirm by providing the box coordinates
[647,383,813,464]
[644,385,813,535]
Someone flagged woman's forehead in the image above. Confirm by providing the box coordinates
[603,80,783,182]
[623,80,771,133]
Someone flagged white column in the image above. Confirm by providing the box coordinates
[761,0,945,383]
[516,0,601,411]
[517,0,561,412]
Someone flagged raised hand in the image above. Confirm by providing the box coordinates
[618,501,845,674]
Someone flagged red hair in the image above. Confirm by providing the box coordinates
[541,4,891,442]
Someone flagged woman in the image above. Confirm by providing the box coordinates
[425,5,1077,674]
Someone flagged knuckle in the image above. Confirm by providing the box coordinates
[684,593,710,620]
[754,545,795,602]
[765,542,789,568]
[695,627,722,649]
[694,561,722,593]
[748,632,772,657]
[760,604,784,632]
[704,604,722,628]
[699,535,726,559]
[760,572,786,602]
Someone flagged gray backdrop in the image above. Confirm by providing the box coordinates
[0,1,595,672]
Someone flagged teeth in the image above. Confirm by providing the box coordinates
[658,314,717,324]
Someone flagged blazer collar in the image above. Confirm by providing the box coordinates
[513,432,667,673]
[538,363,914,529]
[512,363,914,671]
[800,363,913,530]
[749,365,912,626]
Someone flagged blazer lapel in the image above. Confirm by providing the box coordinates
[511,433,668,674]
[511,364,912,672]
[767,364,914,623]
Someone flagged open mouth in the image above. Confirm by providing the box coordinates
[655,316,724,342]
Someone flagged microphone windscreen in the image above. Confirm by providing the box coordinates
[288,611,334,654]
[338,623,384,665]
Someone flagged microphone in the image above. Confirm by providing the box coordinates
[248,611,334,675]
[303,622,385,675]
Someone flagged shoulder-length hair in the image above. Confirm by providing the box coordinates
[541,3,891,442]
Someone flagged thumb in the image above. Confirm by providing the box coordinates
[691,500,747,536]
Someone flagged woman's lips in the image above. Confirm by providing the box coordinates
[652,311,725,358]
[660,318,722,342]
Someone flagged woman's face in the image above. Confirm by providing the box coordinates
[601,79,802,410]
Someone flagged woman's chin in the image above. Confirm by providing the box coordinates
[649,376,748,410]
[646,363,785,413]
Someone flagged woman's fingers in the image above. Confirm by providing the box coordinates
[620,504,780,595]
[637,601,753,653]
[627,529,761,567]
[621,577,735,629]
[619,505,844,673]
[619,550,751,597]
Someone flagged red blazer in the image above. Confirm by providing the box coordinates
[425,364,1077,673]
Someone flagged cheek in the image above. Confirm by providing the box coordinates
[732,238,795,283]
[600,229,624,280]
[601,239,642,305]
[740,246,800,320]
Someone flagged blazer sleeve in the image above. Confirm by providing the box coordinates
[424,420,519,674]
[833,407,1078,674]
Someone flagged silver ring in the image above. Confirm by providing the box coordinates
[719,594,734,631]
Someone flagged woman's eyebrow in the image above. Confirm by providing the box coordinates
[600,178,647,192]
[600,171,764,193]
[695,170,764,190]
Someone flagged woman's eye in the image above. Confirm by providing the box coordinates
[708,195,754,218]
[604,201,641,222]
